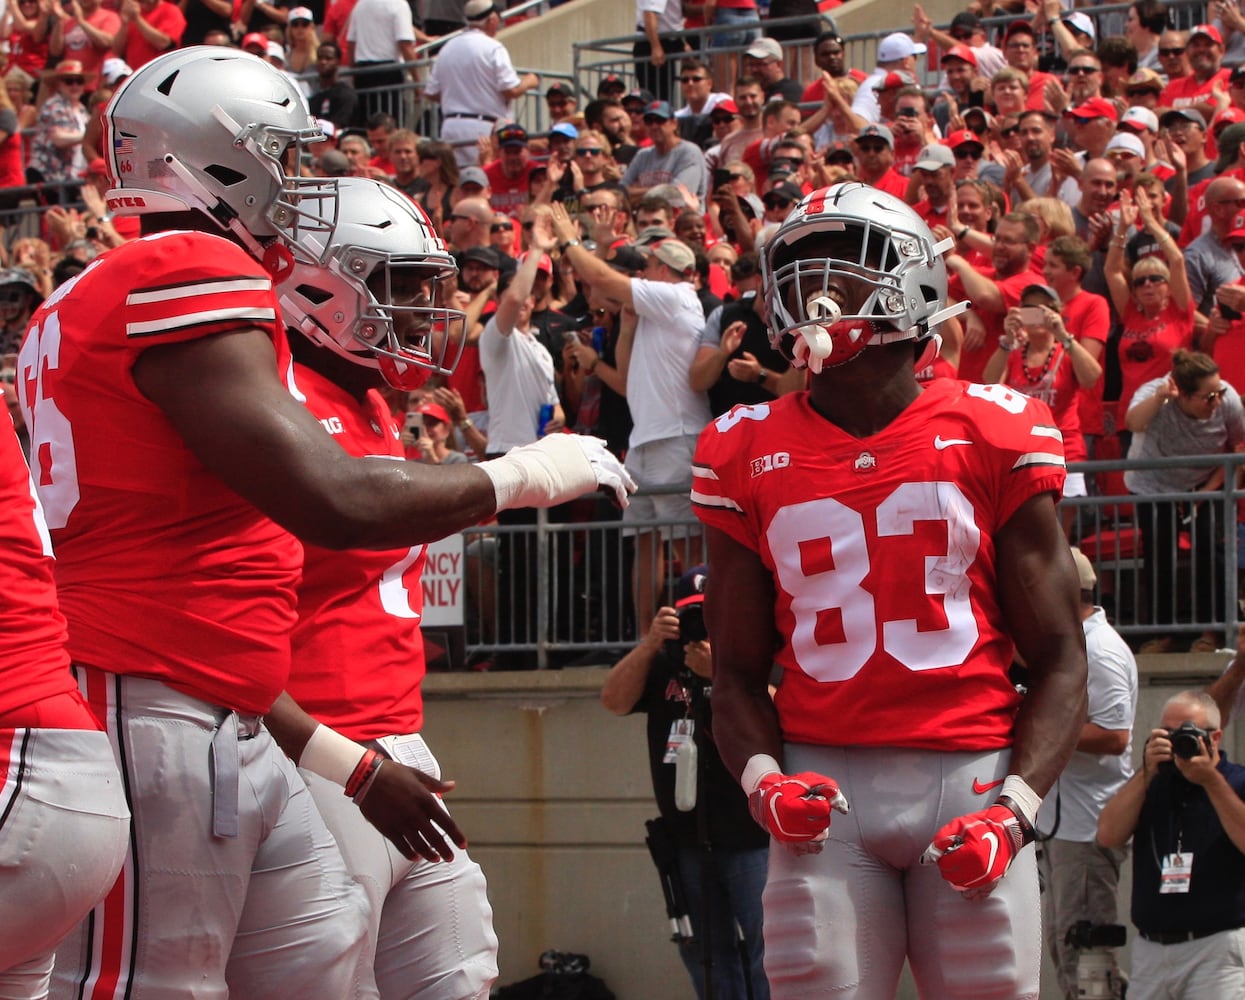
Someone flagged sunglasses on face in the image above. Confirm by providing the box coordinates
[1000,126,1019,138]
[679,75,707,83]
[764,197,794,209]
[771,156,805,167]
[1159,46,1186,56]
[491,222,513,233]
[1195,389,1226,402]
[856,142,887,153]
[710,116,734,124]
[1071,116,1100,127]
[1133,274,1166,286]
[575,147,603,156]
[1067,65,1100,75]
[643,116,665,125]
[895,107,921,118]
[954,147,983,160]
[62,77,86,85]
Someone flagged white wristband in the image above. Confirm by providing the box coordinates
[478,435,595,511]
[1000,774,1042,826]
[299,723,368,787]
[741,753,782,796]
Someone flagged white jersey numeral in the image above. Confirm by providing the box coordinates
[17,309,81,530]
[767,484,980,682]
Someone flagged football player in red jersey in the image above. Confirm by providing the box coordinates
[691,182,1088,999]
[270,177,498,999]
[18,47,632,1000]
[0,417,129,998]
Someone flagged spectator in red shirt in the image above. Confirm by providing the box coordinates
[55,0,121,84]
[483,122,534,220]
[5,0,54,81]
[113,0,184,70]
[1160,24,1230,125]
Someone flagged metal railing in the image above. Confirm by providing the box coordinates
[459,451,1245,668]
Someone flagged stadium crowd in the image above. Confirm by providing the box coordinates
[5,0,1245,657]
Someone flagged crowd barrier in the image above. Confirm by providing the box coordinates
[443,451,1245,669]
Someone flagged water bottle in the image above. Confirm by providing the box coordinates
[674,738,697,811]
[591,325,606,355]
[538,402,555,436]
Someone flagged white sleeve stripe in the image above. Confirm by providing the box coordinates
[1012,451,1066,471]
[690,489,743,512]
[691,463,719,481]
[127,278,272,305]
[1031,424,1063,440]
[126,307,278,337]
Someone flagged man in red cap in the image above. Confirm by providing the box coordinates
[931,44,980,135]
[946,128,985,181]
[1064,96,1119,161]
[1160,24,1230,122]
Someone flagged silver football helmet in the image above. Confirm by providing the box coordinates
[278,178,466,391]
[104,46,334,260]
[761,182,966,371]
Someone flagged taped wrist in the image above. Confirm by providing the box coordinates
[479,436,594,511]
[300,724,369,788]
[741,753,781,795]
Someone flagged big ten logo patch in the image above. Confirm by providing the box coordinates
[750,452,790,477]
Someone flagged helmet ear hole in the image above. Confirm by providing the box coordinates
[204,164,248,187]
[295,283,333,305]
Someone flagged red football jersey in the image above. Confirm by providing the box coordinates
[285,364,427,740]
[692,379,1066,751]
[16,231,301,715]
[0,417,97,726]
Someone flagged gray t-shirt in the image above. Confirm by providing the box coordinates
[1124,378,1245,493]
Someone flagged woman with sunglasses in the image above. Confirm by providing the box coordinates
[27,58,89,202]
[1107,186,1194,422]
[1123,349,1245,653]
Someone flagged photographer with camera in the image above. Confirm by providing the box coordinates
[600,566,769,1000]
[1097,690,1245,999]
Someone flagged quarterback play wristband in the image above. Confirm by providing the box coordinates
[999,775,1042,827]
[741,753,782,795]
[300,723,371,789]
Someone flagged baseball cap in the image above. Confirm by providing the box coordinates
[874,69,917,91]
[1232,65,1245,86]
[1230,227,1245,242]
[853,123,894,148]
[744,37,783,62]
[1004,19,1036,39]
[1118,106,1159,134]
[597,73,626,96]
[1021,282,1060,306]
[519,250,554,275]
[266,40,286,63]
[946,128,984,151]
[550,122,579,140]
[1105,132,1145,158]
[1160,107,1207,129]
[643,100,673,120]
[1125,68,1163,93]
[100,57,131,86]
[824,139,855,163]
[1213,107,1245,135]
[241,31,268,52]
[876,31,926,63]
[635,224,676,246]
[608,244,647,274]
[0,267,38,293]
[1065,97,1118,122]
[622,88,654,108]
[416,402,451,425]
[648,239,696,275]
[460,246,501,269]
[315,118,336,139]
[764,180,803,205]
[1191,23,1224,45]
[950,11,981,33]
[546,82,573,101]
[710,98,739,118]
[464,0,497,18]
[459,165,488,188]
[1216,122,1245,171]
[496,123,529,147]
[1061,11,1095,42]
[674,564,708,609]
[288,5,314,21]
[318,149,350,176]
[1069,547,1097,590]
[914,143,955,171]
[941,44,978,68]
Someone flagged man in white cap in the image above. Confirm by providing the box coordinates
[910,142,955,229]
[852,31,926,124]
[425,0,537,167]
[743,36,803,103]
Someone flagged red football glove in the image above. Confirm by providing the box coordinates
[921,803,1033,898]
[748,771,850,854]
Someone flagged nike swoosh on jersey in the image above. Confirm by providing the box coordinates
[933,435,974,450]
[972,777,1005,794]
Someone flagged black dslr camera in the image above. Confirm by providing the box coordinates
[1168,721,1211,760]
[665,604,708,670]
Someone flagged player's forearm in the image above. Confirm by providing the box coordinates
[264,691,322,763]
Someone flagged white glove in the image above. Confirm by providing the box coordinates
[479,434,636,511]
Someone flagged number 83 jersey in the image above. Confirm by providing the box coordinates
[692,379,1067,751]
